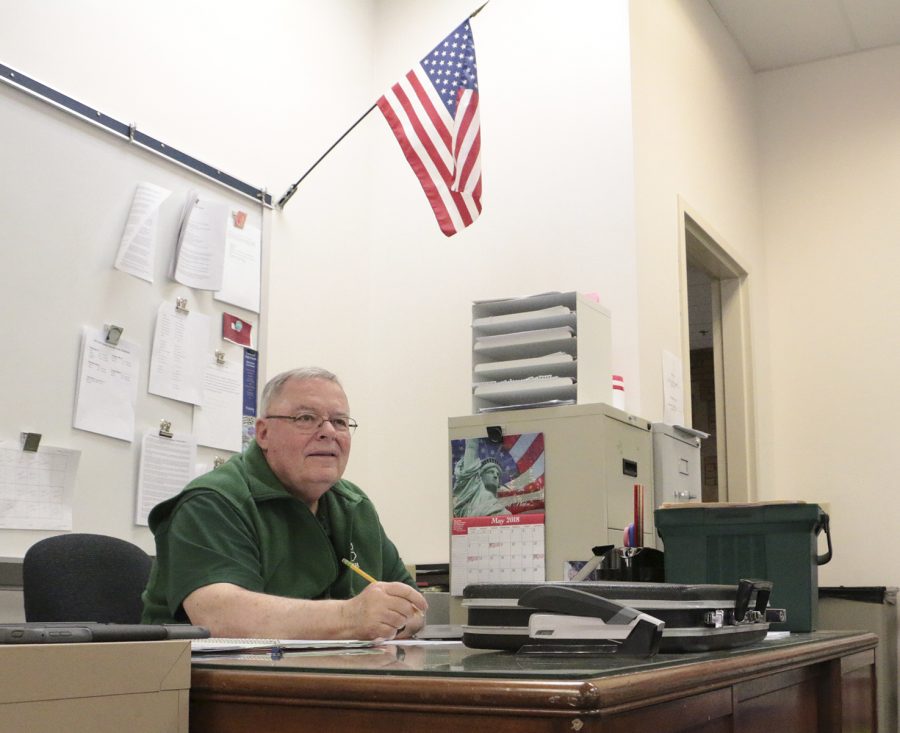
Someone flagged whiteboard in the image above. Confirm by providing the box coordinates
[0,80,266,557]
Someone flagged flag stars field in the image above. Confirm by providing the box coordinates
[376,17,483,236]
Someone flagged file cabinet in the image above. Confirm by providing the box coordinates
[448,402,655,588]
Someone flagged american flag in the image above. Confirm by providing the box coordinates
[495,432,545,514]
[450,433,545,515]
[377,20,482,237]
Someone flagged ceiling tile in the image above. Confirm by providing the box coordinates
[708,0,860,71]
[841,0,900,49]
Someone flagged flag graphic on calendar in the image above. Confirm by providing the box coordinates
[449,433,545,595]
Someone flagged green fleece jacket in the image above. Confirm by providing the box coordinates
[141,440,413,624]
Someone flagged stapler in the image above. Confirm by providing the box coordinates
[516,585,664,656]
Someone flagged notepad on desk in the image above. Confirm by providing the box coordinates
[415,624,463,640]
[191,638,378,653]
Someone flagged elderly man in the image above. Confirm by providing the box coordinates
[142,367,427,640]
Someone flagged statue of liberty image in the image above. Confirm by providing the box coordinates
[452,437,512,518]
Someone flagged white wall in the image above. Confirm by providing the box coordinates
[267,0,640,562]
[757,46,900,587]
[6,1,892,590]
[629,0,765,426]
[0,1,638,566]
[629,1,900,589]
[0,0,378,192]
[0,0,378,557]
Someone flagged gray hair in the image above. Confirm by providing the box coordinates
[259,367,342,416]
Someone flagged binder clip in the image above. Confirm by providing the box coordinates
[175,297,189,314]
[486,426,504,444]
[20,432,42,452]
[159,419,173,438]
[104,324,123,346]
[215,350,226,365]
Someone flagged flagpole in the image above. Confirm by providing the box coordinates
[276,1,490,210]
[469,1,489,19]
[277,103,377,209]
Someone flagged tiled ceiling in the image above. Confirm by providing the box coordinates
[707,0,900,71]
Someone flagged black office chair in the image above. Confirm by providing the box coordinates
[22,533,153,623]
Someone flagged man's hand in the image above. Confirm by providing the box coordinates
[341,582,428,640]
[183,581,427,640]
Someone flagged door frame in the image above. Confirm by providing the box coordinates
[677,200,756,502]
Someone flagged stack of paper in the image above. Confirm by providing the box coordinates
[473,352,575,382]
[191,638,377,653]
[473,305,573,335]
[473,375,577,403]
[474,326,573,349]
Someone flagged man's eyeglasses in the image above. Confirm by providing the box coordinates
[264,412,358,434]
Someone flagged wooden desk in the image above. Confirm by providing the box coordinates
[190,631,877,732]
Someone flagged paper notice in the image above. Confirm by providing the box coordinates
[173,192,229,290]
[214,210,261,313]
[135,430,197,525]
[194,353,243,452]
[0,442,79,530]
[662,349,685,426]
[148,301,210,406]
[73,326,140,441]
[114,181,171,282]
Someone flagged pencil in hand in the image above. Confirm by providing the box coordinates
[341,558,424,616]
[342,557,377,584]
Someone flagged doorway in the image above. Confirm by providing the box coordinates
[686,266,718,501]
[680,209,756,503]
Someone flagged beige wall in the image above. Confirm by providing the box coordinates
[0,0,640,564]
[0,0,379,557]
[269,0,641,561]
[630,1,900,588]
[0,1,379,190]
[0,0,639,564]
[629,0,764,427]
[2,1,897,590]
[757,46,900,587]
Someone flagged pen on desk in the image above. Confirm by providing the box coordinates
[341,558,423,616]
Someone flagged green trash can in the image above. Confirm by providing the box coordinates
[655,502,832,632]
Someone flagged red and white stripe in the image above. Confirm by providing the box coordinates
[451,88,481,193]
[496,433,545,512]
[377,65,482,237]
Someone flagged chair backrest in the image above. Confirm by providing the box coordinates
[23,533,153,624]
